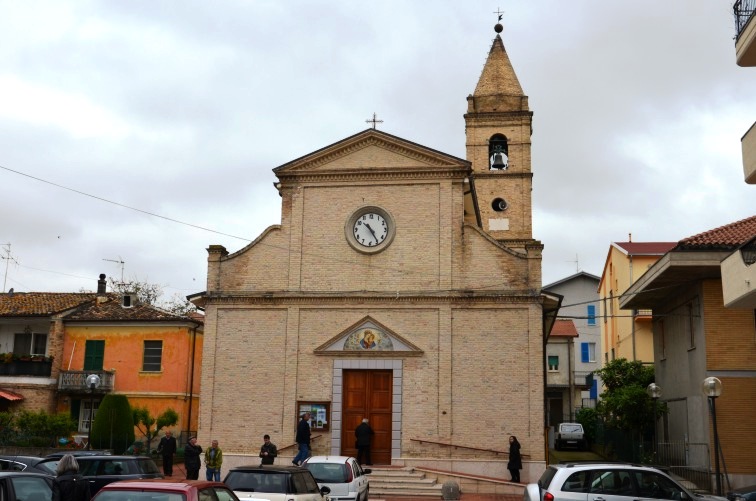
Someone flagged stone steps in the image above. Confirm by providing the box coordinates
[367,467,443,498]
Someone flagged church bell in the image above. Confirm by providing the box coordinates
[491,152,507,169]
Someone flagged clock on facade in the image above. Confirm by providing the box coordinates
[345,206,396,253]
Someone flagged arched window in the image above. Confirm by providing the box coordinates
[488,134,508,170]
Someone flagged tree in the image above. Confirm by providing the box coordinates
[91,394,135,453]
[133,407,179,453]
[162,292,198,316]
[108,277,163,305]
[593,358,666,455]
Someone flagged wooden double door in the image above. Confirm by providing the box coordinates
[341,370,392,465]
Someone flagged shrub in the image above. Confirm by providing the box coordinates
[14,410,77,447]
[91,394,135,453]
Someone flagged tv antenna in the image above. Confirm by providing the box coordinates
[102,257,125,284]
[2,243,19,291]
[566,253,579,273]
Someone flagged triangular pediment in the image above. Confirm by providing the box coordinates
[314,316,423,356]
[274,129,469,177]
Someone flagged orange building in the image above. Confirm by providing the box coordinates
[0,274,202,447]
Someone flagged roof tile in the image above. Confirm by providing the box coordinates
[676,215,756,250]
[551,319,578,337]
[0,293,96,316]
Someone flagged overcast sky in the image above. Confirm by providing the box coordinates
[1,1,753,301]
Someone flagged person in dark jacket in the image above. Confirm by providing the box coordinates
[292,412,311,465]
[157,429,177,476]
[354,418,375,465]
[53,454,91,501]
[259,434,278,465]
[184,436,203,480]
[507,435,522,482]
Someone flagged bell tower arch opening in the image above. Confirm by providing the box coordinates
[489,134,509,170]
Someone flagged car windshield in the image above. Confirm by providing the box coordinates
[305,463,348,483]
[561,424,582,432]
[225,471,289,494]
[36,461,58,475]
[95,491,185,501]
[135,459,161,475]
[539,467,558,489]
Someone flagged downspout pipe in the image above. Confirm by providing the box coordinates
[186,324,198,437]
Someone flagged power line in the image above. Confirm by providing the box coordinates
[0,164,252,242]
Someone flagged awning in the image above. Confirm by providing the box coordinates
[0,390,24,401]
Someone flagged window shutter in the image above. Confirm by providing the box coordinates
[581,343,589,363]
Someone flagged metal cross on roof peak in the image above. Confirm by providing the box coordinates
[365,112,383,130]
[493,7,504,22]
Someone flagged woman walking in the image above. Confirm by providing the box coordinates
[52,454,91,501]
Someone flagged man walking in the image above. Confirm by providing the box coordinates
[156,430,177,477]
[204,440,223,481]
[259,434,278,465]
[292,412,311,465]
[355,418,374,466]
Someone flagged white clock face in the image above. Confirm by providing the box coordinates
[353,213,388,247]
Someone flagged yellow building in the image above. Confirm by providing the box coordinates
[598,240,675,363]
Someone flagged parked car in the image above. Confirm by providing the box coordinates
[35,455,162,495]
[45,450,112,458]
[728,485,756,501]
[0,455,52,474]
[524,462,728,501]
[555,423,586,451]
[302,455,370,501]
[0,471,54,501]
[92,479,240,501]
[224,465,331,501]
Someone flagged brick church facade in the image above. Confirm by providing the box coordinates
[192,23,558,480]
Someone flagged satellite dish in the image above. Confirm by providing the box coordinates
[85,374,101,389]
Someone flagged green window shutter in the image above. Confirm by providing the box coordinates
[84,340,105,370]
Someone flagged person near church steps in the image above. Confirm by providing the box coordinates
[507,435,522,483]
[156,429,177,477]
[260,434,278,465]
[355,418,374,465]
[184,436,203,480]
[204,440,223,481]
[292,412,311,465]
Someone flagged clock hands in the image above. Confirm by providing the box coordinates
[364,223,379,243]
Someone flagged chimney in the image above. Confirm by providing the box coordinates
[97,274,108,303]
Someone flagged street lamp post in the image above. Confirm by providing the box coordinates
[646,383,662,460]
[85,374,101,450]
[702,377,723,496]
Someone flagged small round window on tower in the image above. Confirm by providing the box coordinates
[492,198,508,212]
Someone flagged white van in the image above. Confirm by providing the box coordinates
[555,422,586,450]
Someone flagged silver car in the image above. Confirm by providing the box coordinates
[302,456,370,501]
[524,463,728,501]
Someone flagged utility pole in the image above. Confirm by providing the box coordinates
[2,243,18,291]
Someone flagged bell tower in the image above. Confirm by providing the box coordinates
[465,21,534,246]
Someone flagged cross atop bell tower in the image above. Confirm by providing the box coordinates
[464,19,534,245]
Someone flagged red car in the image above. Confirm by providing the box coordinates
[92,479,241,501]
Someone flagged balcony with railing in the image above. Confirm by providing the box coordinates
[635,309,653,321]
[0,358,53,377]
[734,0,756,66]
[58,370,116,394]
